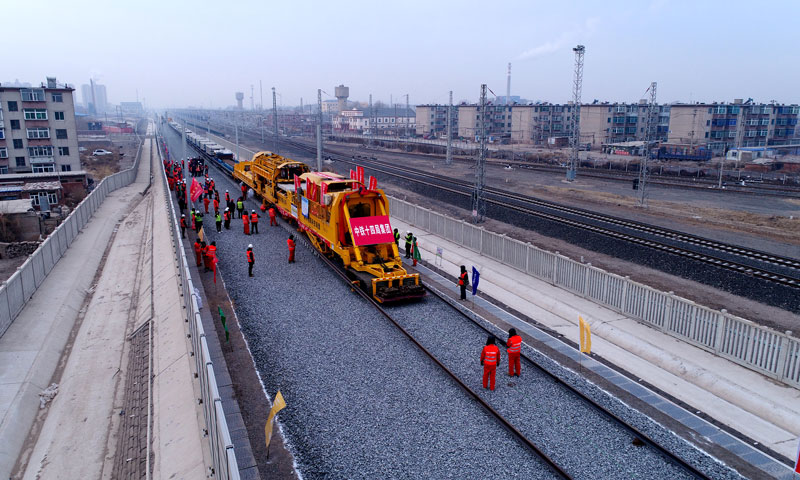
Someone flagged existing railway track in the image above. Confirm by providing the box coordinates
[274,138,800,290]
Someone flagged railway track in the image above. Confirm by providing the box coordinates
[313,240,714,479]
[274,138,800,290]
[176,118,800,299]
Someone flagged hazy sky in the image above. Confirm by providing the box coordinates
[5,0,799,108]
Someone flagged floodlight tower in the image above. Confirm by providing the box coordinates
[566,45,585,182]
[639,81,658,207]
[472,84,488,223]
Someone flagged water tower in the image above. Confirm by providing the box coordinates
[235,92,244,110]
[335,85,349,112]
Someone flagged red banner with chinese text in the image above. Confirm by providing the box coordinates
[348,215,395,246]
[357,166,365,184]
[368,176,377,190]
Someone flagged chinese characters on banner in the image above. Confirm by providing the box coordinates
[321,182,328,197]
[349,169,355,180]
[348,215,395,246]
[294,174,301,193]
[368,176,377,190]
[356,166,365,184]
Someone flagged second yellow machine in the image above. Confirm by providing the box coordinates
[234,151,424,303]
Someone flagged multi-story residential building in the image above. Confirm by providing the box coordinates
[415,104,458,138]
[81,82,108,114]
[457,104,512,140]
[0,77,84,209]
[333,107,415,135]
[580,102,669,148]
[0,78,81,175]
[668,101,799,153]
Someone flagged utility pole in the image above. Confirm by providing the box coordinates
[235,116,240,162]
[182,120,187,164]
[472,84,488,223]
[567,45,585,182]
[369,94,373,146]
[639,81,657,207]
[272,87,279,153]
[260,80,263,111]
[317,89,323,172]
[446,90,453,165]
[251,85,255,111]
[405,93,410,151]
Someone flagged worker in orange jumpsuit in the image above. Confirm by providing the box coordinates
[223,208,231,230]
[203,195,210,213]
[205,241,217,272]
[180,214,187,238]
[202,242,211,272]
[287,234,296,263]
[225,190,230,204]
[506,328,522,377]
[269,207,278,226]
[480,335,500,391]
[458,265,469,300]
[246,244,255,277]
[193,239,203,267]
[213,198,220,215]
[240,182,247,200]
[190,208,196,231]
[250,210,259,234]
[242,212,250,235]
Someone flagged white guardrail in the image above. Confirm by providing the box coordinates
[0,137,143,337]
[388,196,800,389]
[155,131,240,480]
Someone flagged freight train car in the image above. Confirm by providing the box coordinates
[234,151,424,303]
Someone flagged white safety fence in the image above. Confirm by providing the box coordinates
[389,196,800,389]
[156,132,240,480]
[0,138,143,338]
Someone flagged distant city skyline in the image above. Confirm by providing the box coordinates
[4,0,800,109]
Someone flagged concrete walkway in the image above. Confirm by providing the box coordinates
[391,216,800,463]
[0,128,211,479]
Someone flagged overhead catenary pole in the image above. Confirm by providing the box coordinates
[260,80,263,111]
[272,87,279,154]
[567,45,585,182]
[446,90,453,165]
[235,116,240,163]
[639,81,658,207]
[316,89,323,172]
[472,84,488,223]
[405,93,410,151]
[369,94,373,146]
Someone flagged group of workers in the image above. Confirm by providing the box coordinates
[393,228,421,266]
[480,328,522,391]
[166,157,298,282]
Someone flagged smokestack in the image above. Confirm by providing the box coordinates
[506,62,512,106]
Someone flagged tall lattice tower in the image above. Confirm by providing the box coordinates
[639,81,658,207]
[566,45,585,182]
[472,84,488,223]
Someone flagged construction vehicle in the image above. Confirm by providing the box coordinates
[234,151,424,302]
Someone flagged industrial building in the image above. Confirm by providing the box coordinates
[333,107,416,135]
[81,82,107,114]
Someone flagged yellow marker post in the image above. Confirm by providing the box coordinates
[579,316,592,375]
[265,391,287,458]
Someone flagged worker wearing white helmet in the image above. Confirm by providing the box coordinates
[246,244,255,277]
[250,209,260,235]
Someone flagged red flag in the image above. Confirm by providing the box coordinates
[294,174,301,193]
[349,169,355,180]
[368,176,377,190]
[321,182,328,197]
[190,178,203,202]
[357,166,364,184]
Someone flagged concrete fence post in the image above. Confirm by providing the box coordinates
[551,253,558,285]
[621,276,630,312]
[713,310,727,354]
[582,263,591,298]
[664,292,674,333]
[776,335,791,382]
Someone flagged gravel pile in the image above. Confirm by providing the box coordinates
[390,295,744,480]
[162,129,560,479]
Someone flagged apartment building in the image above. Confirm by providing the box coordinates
[457,104,512,140]
[580,102,669,148]
[669,101,799,153]
[415,104,458,138]
[0,78,84,209]
[0,78,81,174]
[333,107,415,135]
